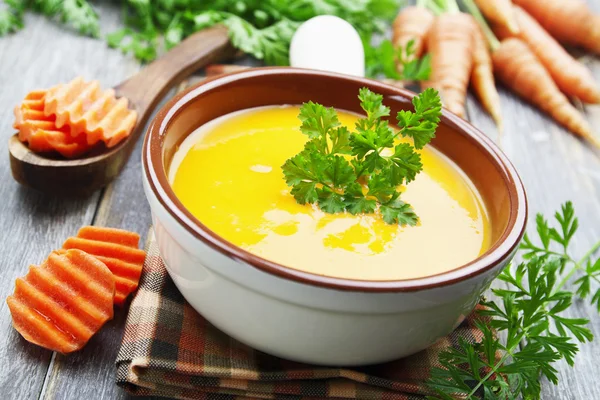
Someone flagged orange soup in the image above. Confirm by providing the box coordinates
[170,106,491,280]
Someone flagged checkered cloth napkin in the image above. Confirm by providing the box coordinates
[116,230,486,400]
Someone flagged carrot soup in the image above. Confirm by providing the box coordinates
[170,106,491,281]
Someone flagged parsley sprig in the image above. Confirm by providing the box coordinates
[281,88,442,225]
[428,202,600,400]
[1,0,398,64]
[1,0,100,37]
[0,0,25,35]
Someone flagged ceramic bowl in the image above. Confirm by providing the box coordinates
[142,68,527,366]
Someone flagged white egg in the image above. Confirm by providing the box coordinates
[289,15,365,77]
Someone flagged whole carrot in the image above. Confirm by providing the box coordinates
[471,25,502,126]
[494,6,600,104]
[425,13,476,118]
[493,38,596,146]
[474,0,519,34]
[513,0,600,54]
[392,6,435,74]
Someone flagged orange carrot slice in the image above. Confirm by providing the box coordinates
[77,226,141,247]
[27,128,90,158]
[44,77,138,148]
[6,249,115,353]
[14,78,137,157]
[62,227,145,305]
[14,90,55,143]
[13,89,91,158]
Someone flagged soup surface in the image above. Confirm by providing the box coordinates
[170,106,491,280]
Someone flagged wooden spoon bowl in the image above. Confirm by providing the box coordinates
[9,27,233,196]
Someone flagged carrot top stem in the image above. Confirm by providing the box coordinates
[424,0,444,15]
[433,0,460,13]
[448,0,460,13]
[462,0,501,51]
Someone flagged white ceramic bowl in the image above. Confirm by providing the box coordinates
[142,68,527,366]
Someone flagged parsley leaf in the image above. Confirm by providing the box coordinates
[346,196,377,215]
[350,122,380,159]
[398,88,442,149]
[290,181,318,204]
[299,102,340,140]
[380,197,418,226]
[389,143,422,184]
[282,149,325,187]
[0,0,25,35]
[31,0,100,37]
[366,173,397,203]
[281,87,442,225]
[358,87,390,121]
[322,155,355,188]
[59,0,100,37]
[219,14,299,66]
[317,187,346,214]
[329,127,352,155]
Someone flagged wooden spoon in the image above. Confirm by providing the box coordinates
[9,26,233,196]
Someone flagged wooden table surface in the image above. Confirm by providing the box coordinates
[1,3,600,399]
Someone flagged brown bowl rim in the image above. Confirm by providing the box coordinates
[143,67,528,292]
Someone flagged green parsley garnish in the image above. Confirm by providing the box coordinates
[281,87,442,225]
[428,201,600,400]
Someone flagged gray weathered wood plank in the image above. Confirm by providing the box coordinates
[0,6,138,400]
[38,89,173,400]
[533,0,600,397]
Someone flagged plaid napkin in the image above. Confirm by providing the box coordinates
[116,230,486,400]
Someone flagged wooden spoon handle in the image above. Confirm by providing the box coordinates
[115,26,233,121]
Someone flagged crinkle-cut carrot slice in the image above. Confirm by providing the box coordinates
[62,227,146,306]
[13,91,54,142]
[6,249,115,353]
[44,77,138,148]
[14,89,93,158]
[27,128,90,158]
[63,237,146,264]
[77,226,140,247]
[22,90,46,101]
[15,114,55,142]
[93,257,142,305]
[95,97,138,148]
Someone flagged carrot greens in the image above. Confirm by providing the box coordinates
[428,202,600,400]
[364,38,432,82]
[281,88,442,225]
